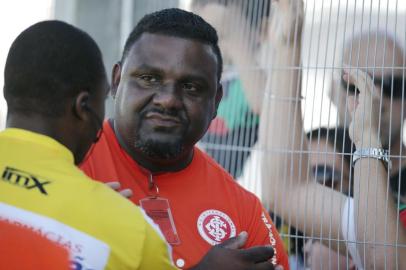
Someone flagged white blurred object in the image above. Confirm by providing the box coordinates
[237,143,263,201]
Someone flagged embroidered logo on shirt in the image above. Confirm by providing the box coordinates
[1,167,51,195]
[197,209,236,245]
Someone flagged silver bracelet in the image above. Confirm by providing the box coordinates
[352,148,391,170]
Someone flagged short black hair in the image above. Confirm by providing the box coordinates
[306,127,354,165]
[307,127,355,197]
[4,20,106,117]
[121,8,223,81]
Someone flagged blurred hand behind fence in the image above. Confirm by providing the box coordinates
[343,68,382,148]
[269,0,304,46]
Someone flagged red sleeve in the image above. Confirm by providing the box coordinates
[400,209,406,229]
[244,198,290,270]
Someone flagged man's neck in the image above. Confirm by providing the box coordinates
[6,113,75,160]
[132,151,194,174]
[111,119,194,173]
[7,114,60,142]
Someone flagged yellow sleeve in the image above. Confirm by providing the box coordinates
[138,213,177,270]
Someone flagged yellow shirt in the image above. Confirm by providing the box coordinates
[0,128,175,270]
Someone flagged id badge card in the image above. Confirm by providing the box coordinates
[140,197,181,245]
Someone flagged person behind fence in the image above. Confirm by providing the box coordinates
[259,30,406,269]
[331,31,406,216]
[80,8,289,270]
[265,129,354,269]
[338,31,406,268]
[302,127,355,270]
[0,20,175,270]
[192,0,271,178]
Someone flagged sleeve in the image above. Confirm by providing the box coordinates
[244,197,290,270]
[138,210,177,270]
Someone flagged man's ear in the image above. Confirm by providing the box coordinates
[73,91,90,120]
[111,62,122,98]
[213,84,223,119]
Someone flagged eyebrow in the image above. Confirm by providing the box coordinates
[129,64,210,84]
[129,64,164,75]
[180,74,210,84]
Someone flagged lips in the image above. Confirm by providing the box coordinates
[144,112,182,128]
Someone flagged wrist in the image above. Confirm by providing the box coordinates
[352,148,391,170]
[353,134,382,149]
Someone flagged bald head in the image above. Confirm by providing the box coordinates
[331,31,406,147]
[343,31,405,77]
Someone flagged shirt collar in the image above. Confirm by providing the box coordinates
[0,128,74,164]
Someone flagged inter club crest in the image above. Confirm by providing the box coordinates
[197,209,236,245]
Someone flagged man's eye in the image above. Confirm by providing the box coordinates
[139,75,158,83]
[183,83,198,92]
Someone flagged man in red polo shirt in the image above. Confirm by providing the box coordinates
[81,8,288,270]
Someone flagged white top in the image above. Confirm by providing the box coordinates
[342,197,364,269]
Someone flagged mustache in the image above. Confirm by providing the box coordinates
[140,107,189,124]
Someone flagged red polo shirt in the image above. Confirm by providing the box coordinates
[81,120,289,269]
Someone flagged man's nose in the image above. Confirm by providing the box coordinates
[153,83,183,109]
